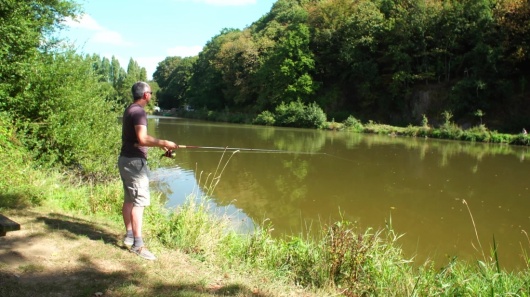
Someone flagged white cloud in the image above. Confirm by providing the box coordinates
[167,45,203,57]
[136,56,167,79]
[64,14,103,31]
[92,31,133,46]
[64,14,131,47]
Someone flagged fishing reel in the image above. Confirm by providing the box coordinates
[161,149,176,158]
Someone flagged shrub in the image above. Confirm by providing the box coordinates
[0,113,47,207]
[275,101,301,127]
[404,124,422,137]
[438,111,463,139]
[303,102,327,129]
[253,110,276,126]
[326,119,344,130]
[274,101,327,128]
[462,125,491,142]
[343,116,364,132]
[9,52,121,181]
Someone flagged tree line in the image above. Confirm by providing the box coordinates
[0,0,153,179]
[154,0,530,132]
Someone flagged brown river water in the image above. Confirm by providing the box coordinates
[148,117,530,270]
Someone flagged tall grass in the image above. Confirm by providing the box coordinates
[150,150,240,258]
[339,113,530,147]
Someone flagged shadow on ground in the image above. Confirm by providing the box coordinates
[0,210,274,297]
[36,213,119,245]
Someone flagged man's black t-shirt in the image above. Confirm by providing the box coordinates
[120,103,148,159]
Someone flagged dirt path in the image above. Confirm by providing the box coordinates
[0,208,318,297]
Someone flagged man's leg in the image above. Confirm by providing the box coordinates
[131,205,144,246]
[130,204,156,260]
[122,202,134,246]
[123,202,133,230]
[119,157,155,260]
[119,156,135,246]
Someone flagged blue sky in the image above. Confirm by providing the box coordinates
[62,0,276,79]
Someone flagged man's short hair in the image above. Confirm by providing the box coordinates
[131,81,150,100]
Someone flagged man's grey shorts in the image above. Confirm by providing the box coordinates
[118,156,150,207]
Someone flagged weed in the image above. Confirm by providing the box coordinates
[18,264,45,273]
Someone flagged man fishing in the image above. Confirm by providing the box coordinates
[118,81,178,260]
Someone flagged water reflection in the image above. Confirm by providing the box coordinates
[150,165,255,233]
[150,118,530,270]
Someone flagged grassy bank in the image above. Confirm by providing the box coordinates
[3,144,530,296]
[173,108,530,147]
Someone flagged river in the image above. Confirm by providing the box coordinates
[148,116,530,270]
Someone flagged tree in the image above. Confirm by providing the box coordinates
[153,56,183,88]
[187,29,235,110]
[157,56,197,109]
[110,56,125,89]
[0,0,79,111]
[0,0,122,178]
[255,23,317,109]
[308,0,385,113]
[211,29,261,108]
[18,52,121,177]
[110,58,147,106]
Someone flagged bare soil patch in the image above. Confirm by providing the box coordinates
[0,208,318,297]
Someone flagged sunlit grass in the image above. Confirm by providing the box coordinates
[329,113,530,147]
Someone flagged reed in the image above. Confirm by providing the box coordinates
[341,112,530,146]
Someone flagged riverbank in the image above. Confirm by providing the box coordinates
[168,109,530,147]
[0,206,321,297]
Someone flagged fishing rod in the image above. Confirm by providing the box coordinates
[161,145,320,158]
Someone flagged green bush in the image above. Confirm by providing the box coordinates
[274,101,327,128]
[304,102,327,129]
[8,52,121,181]
[0,113,48,207]
[253,110,276,126]
[343,116,364,132]
[462,125,491,142]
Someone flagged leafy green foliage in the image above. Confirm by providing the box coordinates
[275,101,326,128]
[154,0,530,132]
[0,0,122,180]
[253,110,276,126]
[186,30,232,110]
[0,0,151,181]
[0,113,49,207]
[8,52,122,180]
[0,0,79,108]
[155,56,197,109]
[255,23,317,109]
[343,116,364,132]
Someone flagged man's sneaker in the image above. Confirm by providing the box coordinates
[123,236,134,247]
[131,245,156,261]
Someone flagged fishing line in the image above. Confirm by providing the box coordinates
[160,144,357,163]
[174,150,323,155]
[321,153,359,164]
[161,144,324,158]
